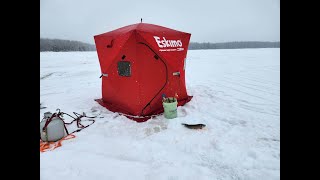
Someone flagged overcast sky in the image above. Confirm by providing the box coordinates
[40,0,279,44]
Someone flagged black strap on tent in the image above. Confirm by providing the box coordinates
[137,42,168,116]
[107,39,114,48]
[100,73,108,78]
[154,55,159,60]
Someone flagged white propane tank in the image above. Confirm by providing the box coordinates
[40,115,66,142]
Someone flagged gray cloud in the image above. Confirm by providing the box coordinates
[40,0,280,44]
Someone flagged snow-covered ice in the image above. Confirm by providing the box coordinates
[40,48,280,180]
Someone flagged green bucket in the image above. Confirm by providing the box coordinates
[163,97,178,119]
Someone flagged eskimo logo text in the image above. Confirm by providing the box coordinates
[153,36,183,48]
[153,36,184,51]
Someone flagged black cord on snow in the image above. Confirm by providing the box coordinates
[42,109,97,136]
[61,111,96,134]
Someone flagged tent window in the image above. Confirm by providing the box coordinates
[118,61,131,77]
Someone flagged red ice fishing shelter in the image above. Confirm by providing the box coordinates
[94,23,192,122]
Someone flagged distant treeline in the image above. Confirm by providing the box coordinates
[40,38,279,52]
[40,38,96,52]
[188,41,280,50]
